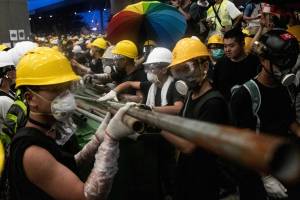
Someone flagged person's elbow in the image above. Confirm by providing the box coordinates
[173,101,184,114]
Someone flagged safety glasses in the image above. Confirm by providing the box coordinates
[171,61,197,80]
[144,63,165,73]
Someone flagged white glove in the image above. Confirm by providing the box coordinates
[105,103,135,140]
[83,74,94,85]
[262,175,288,199]
[94,113,111,142]
[98,90,118,102]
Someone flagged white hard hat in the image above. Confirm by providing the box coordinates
[0,52,14,68]
[8,41,38,65]
[72,45,84,53]
[102,45,115,59]
[143,47,172,65]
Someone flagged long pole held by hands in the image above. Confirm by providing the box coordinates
[74,94,300,184]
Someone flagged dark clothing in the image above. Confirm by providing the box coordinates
[8,127,78,200]
[140,81,184,106]
[90,58,103,74]
[108,77,177,200]
[230,79,296,200]
[213,54,260,101]
[230,79,295,137]
[108,135,176,200]
[175,89,229,200]
[111,68,147,95]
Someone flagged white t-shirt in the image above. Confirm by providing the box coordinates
[0,96,14,129]
[226,0,242,20]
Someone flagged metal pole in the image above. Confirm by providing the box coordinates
[74,95,300,183]
[75,107,104,123]
[76,98,145,134]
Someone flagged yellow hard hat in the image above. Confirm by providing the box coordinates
[169,38,210,68]
[207,34,224,45]
[16,47,80,88]
[244,37,253,54]
[52,46,59,51]
[112,40,138,59]
[0,44,8,51]
[0,140,4,176]
[288,25,300,42]
[144,40,156,46]
[91,37,107,49]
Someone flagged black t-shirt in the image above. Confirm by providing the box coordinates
[230,79,295,137]
[213,54,260,101]
[111,68,147,95]
[140,81,184,106]
[8,127,78,200]
[175,89,229,200]
[90,58,103,74]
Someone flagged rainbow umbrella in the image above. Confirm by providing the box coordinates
[106,1,187,48]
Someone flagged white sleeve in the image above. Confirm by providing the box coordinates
[0,97,14,119]
[227,1,242,20]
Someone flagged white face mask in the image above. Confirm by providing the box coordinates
[50,90,77,145]
[147,72,159,83]
[51,90,76,121]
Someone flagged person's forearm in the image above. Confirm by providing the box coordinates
[153,105,181,115]
[74,135,101,167]
[114,82,132,94]
[161,131,196,154]
[289,122,300,137]
[84,134,119,200]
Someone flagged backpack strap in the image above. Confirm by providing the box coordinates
[242,79,261,134]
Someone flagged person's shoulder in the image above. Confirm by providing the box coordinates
[231,84,251,102]
[215,57,231,69]
[225,0,237,7]
[246,54,260,62]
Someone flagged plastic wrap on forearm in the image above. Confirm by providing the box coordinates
[84,134,119,200]
[74,135,100,167]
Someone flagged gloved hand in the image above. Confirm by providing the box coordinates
[94,113,111,142]
[98,90,118,102]
[83,74,95,85]
[93,73,111,84]
[137,104,153,111]
[105,103,135,140]
[262,175,288,199]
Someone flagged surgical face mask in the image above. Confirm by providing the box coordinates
[147,72,159,83]
[211,48,224,60]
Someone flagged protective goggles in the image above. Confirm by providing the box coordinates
[171,61,197,80]
[144,63,166,73]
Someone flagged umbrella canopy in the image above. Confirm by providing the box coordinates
[106,1,187,48]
